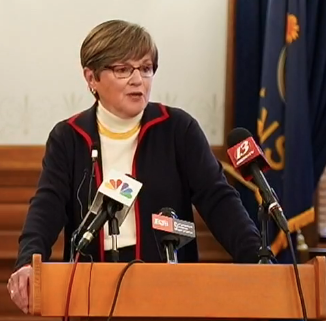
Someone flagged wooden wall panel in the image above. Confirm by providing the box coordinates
[0,231,64,260]
[0,146,65,319]
[0,145,230,260]
[0,187,35,203]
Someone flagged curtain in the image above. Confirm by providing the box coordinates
[232,0,326,262]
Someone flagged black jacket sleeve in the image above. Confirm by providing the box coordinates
[182,116,261,263]
[14,123,71,270]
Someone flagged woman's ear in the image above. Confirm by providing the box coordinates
[83,67,97,91]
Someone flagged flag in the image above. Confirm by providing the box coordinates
[257,0,314,262]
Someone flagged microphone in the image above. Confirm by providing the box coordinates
[76,169,143,257]
[76,196,123,252]
[226,127,289,233]
[152,208,196,264]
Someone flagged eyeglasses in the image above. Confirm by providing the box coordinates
[106,64,155,79]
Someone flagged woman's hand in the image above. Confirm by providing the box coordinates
[7,266,32,314]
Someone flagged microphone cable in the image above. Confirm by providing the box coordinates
[64,250,94,321]
[286,232,307,321]
[70,168,95,262]
[88,145,98,210]
[64,144,98,320]
[83,258,146,321]
[105,259,144,321]
[64,251,80,321]
[269,192,307,321]
[82,255,143,320]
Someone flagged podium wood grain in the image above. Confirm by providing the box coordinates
[29,254,326,319]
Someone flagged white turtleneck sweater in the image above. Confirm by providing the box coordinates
[96,101,143,250]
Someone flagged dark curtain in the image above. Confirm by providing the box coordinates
[233,0,268,228]
[233,0,326,261]
[306,1,326,187]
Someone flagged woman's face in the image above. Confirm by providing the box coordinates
[84,54,154,119]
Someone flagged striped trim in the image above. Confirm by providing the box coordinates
[271,207,315,255]
[97,119,140,140]
[221,161,262,204]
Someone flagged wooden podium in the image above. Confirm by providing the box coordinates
[29,254,326,320]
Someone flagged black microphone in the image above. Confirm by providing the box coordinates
[226,127,289,233]
[76,195,123,253]
[76,169,142,261]
[152,207,196,264]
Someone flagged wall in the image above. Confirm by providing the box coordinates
[0,0,228,146]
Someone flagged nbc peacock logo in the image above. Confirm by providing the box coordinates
[105,179,133,199]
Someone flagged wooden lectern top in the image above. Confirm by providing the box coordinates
[29,254,326,319]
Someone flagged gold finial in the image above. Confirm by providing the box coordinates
[297,229,308,251]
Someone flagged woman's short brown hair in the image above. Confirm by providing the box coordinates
[80,19,158,81]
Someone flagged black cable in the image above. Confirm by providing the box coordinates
[77,169,88,218]
[88,144,98,210]
[286,232,307,321]
[106,259,144,321]
[64,252,81,321]
[70,168,89,262]
[83,253,94,321]
[88,161,96,210]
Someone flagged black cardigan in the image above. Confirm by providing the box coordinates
[15,102,261,269]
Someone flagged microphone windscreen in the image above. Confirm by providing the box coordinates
[227,127,253,148]
[159,207,178,219]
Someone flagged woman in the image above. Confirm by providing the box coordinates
[7,19,262,313]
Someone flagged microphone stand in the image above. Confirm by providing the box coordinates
[162,235,179,264]
[165,243,178,264]
[106,201,122,263]
[73,196,123,260]
[257,202,274,264]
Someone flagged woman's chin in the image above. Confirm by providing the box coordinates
[122,101,147,118]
